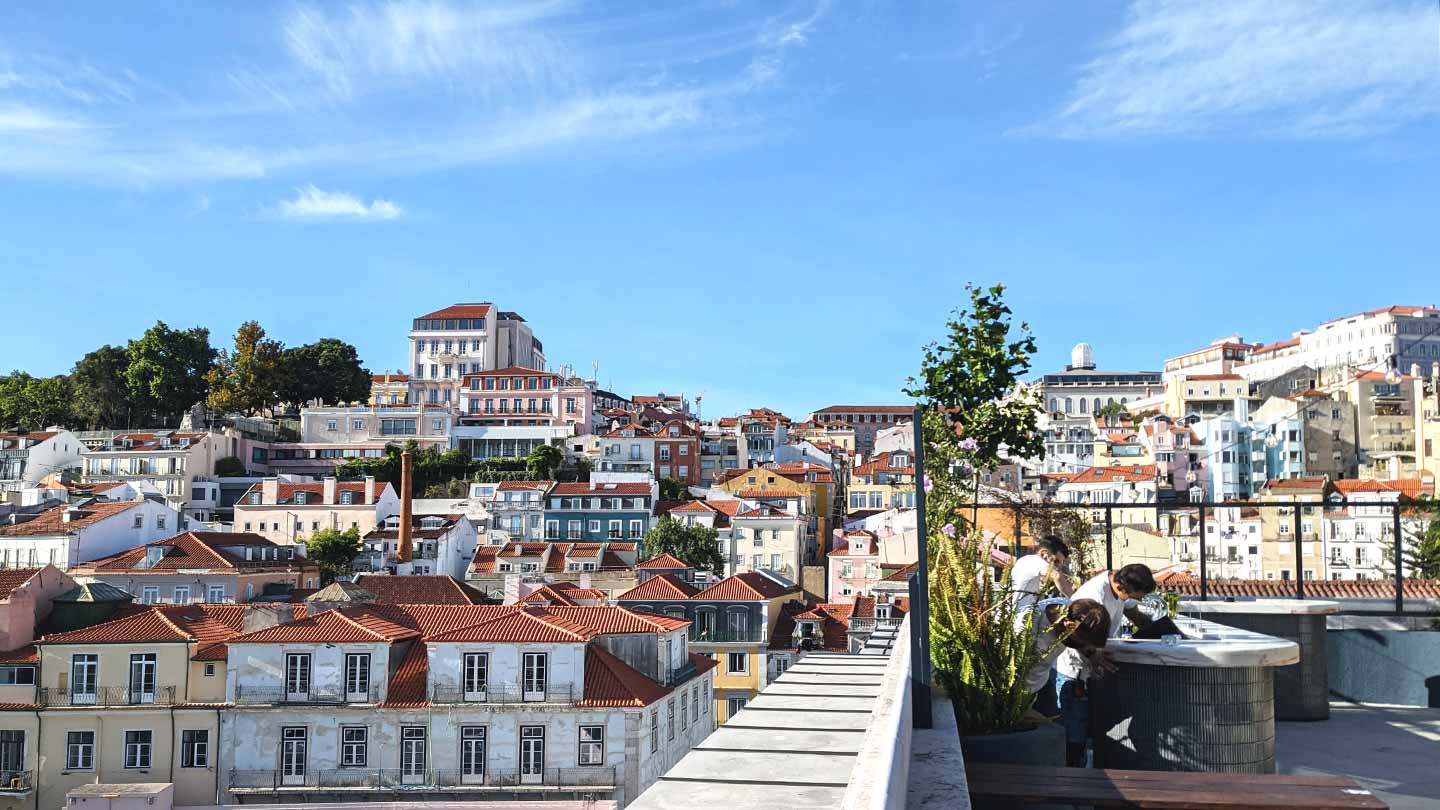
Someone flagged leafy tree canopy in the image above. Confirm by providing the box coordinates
[658,477,689,501]
[125,321,215,423]
[278,338,371,408]
[207,320,285,416]
[70,345,134,429]
[642,516,724,577]
[305,527,363,585]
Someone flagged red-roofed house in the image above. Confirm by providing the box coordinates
[652,421,701,485]
[0,498,181,571]
[0,429,83,492]
[80,430,225,520]
[69,531,320,605]
[233,476,400,544]
[221,602,714,805]
[465,541,642,602]
[360,513,478,578]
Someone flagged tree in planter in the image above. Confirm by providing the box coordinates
[905,283,1059,738]
[305,527,363,584]
[642,517,724,577]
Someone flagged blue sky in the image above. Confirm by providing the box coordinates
[2,0,1438,419]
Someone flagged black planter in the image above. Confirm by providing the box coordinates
[961,720,1065,766]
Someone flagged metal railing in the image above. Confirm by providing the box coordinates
[428,683,579,705]
[229,767,616,792]
[0,771,33,794]
[970,499,1431,614]
[39,686,177,707]
[688,627,766,644]
[232,683,383,705]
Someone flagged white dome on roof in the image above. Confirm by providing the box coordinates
[1070,343,1095,370]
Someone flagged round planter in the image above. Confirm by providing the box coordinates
[962,723,1066,810]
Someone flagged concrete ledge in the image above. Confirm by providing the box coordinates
[841,615,913,810]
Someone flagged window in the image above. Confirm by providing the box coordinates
[520,726,545,782]
[692,686,701,723]
[281,727,307,783]
[649,710,659,752]
[124,730,153,769]
[680,691,689,730]
[667,698,676,740]
[182,730,209,768]
[579,725,605,765]
[0,667,34,685]
[207,584,226,602]
[463,653,488,699]
[728,652,748,674]
[129,653,157,703]
[0,730,20,774]
[727,696,748,718]
[66,730,95,770]
[345,653,370,699]
[203,663,216,677]
[173,585,190,604]
[326,419,338,431]
[285,653,311,698]
[70,654,98,702]
[461,726,486,780]
[522,652,548,699]
[340,726,368,767]
[295,491,308,505]
[401,727,427,779]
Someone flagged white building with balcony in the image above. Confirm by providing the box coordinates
[81,431,223,520]
[408,304,545,406]
[0,429,83,493]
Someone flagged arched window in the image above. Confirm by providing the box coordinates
[1064,398,1073,414]
[1079,399,1088,414]
[1094,398,1102,413]
[1108,397,1115,406]
[1049,397,1058,412]
[1120,397,1128,405]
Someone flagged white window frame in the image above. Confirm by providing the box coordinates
[123,729,153,769]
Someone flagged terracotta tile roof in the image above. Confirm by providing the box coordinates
[1332,479,1434,499]
[0,569,43,601]
[522,586,579,607]
[608,542,638,552]
[92,432,208,452]
[1184,374,1244,382]
[853,452,915,477]
[600,551,632,570]
[733,504,796,519]
[76,532,299,574]
[551,482,651,496]
[669,500,717,514]
[813,405,912,415]
[853,594,876,619]
[417,303,491,320]
[227,606,420,645]
[1062,464,1158,485]
[1262,477,1330,491]
[616,574,700,601]
[603,425,652,439]
[734,489,802,500]
[0,645,37,664]
[369,603,513,637]
[1251,338,1301,355]
[426,608,589,643]
[567,544,603,558]
[693,572,797,601]
[0,702,39,711]
[882,562,919,582]
[470,546,500,574]
[1165,578,1440,600]
[371,373,410,383]
[383,641,430,707]
[542,606,689,635]
[238,481,384,505]
[0,500,143,537]
[636,553,690,570]
[578,645,714,708]
[38,604,279,657]
[461,366,559,378]
[0,431,59,446]
[496,480,554,492]
[787,603,852,651]
[353,575,491,605]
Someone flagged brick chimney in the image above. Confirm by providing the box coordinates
[397,451,413,565]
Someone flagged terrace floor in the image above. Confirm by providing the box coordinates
[1278,703,1440,810]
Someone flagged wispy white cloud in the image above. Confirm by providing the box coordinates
[0,103,88,132]
[273,184,403,221]
[746,0,828,88]
[1027,0,1440,139]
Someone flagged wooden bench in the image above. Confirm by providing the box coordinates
[964,763,1388,810]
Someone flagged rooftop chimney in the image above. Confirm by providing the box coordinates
[397,451,414,565]
[261,478,280,504]
[322,477,338,504]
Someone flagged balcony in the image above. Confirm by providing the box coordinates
[0,771,33,796]
[233,684,383,705]
[688,627,767,644]
[230,767,616,792]
[428,683,580,705]
[39,685,177,707]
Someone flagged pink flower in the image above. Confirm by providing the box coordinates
[923,475,934,493]
[942,523,957,537]
[960,437,979,452]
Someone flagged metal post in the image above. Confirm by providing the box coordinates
[1393,504,1404,615]
[1294,503,1305,600]
[910,407,932,729]
[1012,505,1022,558]
[1198,503,1208,602]
[1105,506,1114,571]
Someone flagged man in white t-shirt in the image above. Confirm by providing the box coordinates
[1010,535,1077,715]
[1054,564,1158,766]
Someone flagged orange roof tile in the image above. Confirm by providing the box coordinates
[693,572,797,601]
[353,575,491,605]
[0,569,44,601]
[616,574,700,601]
[227,606,420,645]
[636,553,690,570]
[383,641,430,707]
[551,482,651,496]
[417,303,491,320]
[0,501,143,537]
[426,608,588,643]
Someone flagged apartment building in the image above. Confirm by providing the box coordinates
[457,367,592,435]
[652,421,701,486]
[1037,344,1163,474]
[467,541,640,599]
[847,451,916,515]
[807,405,911,455]
[1322,479,1432,581]
[0,499,180,571]
[0,429,84,493]
[1417,368,1440,482]
[1136,416,1204,495]
[488,480,553,543]
[544,482,655,543]
[598,424,656,475]
[733,408,791,466]
[233,477,400,545]
[300,404,453,447]
[369,372,410,406]
[615,571,797,724]
[69,531,319,604]
[408,303,545,406]
[220,602,712,807]
[81,431,223,520]
[359,513,478,579]
[697,427,739,486]
[1257,477,1330,583]
[1346,372,1419,480]
[1201,505,1265,580]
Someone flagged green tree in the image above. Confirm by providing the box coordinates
[642,516,724,577]
[207,320,285,416]
[527,443,563,479]
[1388,499,1440,580]
[70,345,135,428]
[125,321,215,424]
[214,456,247,477]
[0,372,75,430]
[1095,401,1129,425]
[658,477,689,501]
[305,526,363,584]
[278,338,371,408]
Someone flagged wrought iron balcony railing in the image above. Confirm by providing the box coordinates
[229,766,616,792]
[39,685,176,707]
[688,627,766,644]
[232,683,383,705]
[0,771,33,794]
[428,683,580,705]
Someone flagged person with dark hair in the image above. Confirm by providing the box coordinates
[1010,534,1076,619]
[1025,598,1110,719]
[1054,563,1158,766]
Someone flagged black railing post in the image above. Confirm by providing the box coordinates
[1294,502,1305,600]
[1012,504,1021,558]
[910,407,932,729]
[1104,506,1114,571]
[1393,503,1404,615]
[1199,502,1208,601]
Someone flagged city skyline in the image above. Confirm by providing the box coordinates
[3,0,1438,418]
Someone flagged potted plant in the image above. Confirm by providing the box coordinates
[906,284,1065,765]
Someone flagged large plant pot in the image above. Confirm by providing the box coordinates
[962,723,1066,810]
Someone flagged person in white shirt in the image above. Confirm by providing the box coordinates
[1010,535,1078,715]
[1054,564,1158,766]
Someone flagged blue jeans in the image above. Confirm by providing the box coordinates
[1033,668,1058,718]
[1055,672,1089,747]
